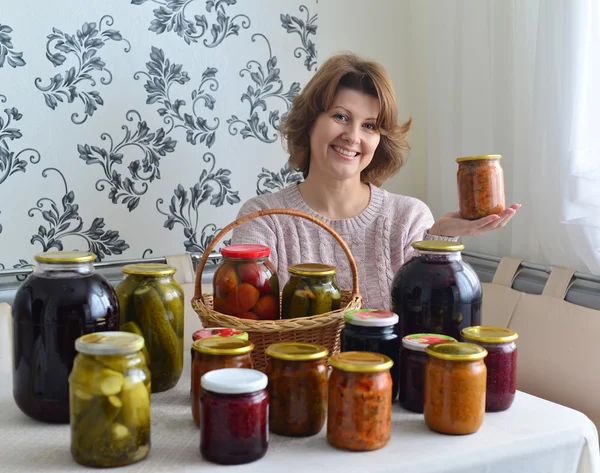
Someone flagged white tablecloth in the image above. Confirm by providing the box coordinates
[0,355,598,473]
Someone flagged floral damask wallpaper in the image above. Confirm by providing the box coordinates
[0,0,316,271]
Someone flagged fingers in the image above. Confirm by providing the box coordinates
[479,208,517,231]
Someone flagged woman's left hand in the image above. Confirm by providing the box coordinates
[430,204,521,237]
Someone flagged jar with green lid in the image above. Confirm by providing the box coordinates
[116,263,184,393]
[424,342,487,435]
[12,250,119,423]
[281,263,342,319]
[69,331,150,467]
[266,342,329,437]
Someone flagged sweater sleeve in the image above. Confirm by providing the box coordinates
[230,197,280,271]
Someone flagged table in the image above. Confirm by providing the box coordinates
[0,357,598,473]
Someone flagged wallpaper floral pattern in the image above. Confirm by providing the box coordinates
[0,0,314,271]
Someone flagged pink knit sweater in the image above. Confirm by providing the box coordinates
[231,183,456,310]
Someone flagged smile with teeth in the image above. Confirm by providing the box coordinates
[332,145,359,158]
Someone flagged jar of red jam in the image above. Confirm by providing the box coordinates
[192,337,254,426]
[391,241,482,342]
[399,333,457,413]
[456,155,505,220]
[327,352,393,451]
[200,368,268,465]
[341,309,400,401]
[461,326,518,412]
[266,342,328,437]
[213,244,279,320]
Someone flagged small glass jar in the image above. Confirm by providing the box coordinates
[281,263,341,319]
[69,332,150,467]
[461,326,518,412]
[327,352,393,451]
[456,154,506,220]
[341,309,400,400]
[399,333,457,413]
[424,342,487,435]
[192,337,254,426]
[391,241,482,342]
[265,342,328,437]
[116,263,184,393]
[200,368,268,465]
[12,251,119,423]
[213,244,279,320]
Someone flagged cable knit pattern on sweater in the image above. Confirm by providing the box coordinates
[231,183,456,309]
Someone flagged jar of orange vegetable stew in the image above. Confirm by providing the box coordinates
[424,342,487,435]
[456,155,505,220]
[191,337,254,426]
[213,244,279,320]
[266,342,328,437]
[327,352,393,451]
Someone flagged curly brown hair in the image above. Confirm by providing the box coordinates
[280,53,411,187]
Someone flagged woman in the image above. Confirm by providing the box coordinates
[232,53,519,309]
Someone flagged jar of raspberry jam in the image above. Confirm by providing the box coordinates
[461,326,518,412]
[399,333,457,413]
[200,368,268,465]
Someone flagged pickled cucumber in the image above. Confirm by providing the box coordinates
[154,280,184,333]
[121,377,151,432]
[134,286,183,392]
[70,362,124,397]
[287,288,312,319]
[116,321,150,364]
[309,285,340,315]
[116,274,144,324]
[73,395,122,453]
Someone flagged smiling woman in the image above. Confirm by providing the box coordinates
[232,53,519,309]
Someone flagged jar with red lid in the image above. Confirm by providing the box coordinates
[461,326,518,412]
[213,244,279,320]
[200,368,268,465]
[192,337,254,426]
[399,333,457,413]
[456,155,505,220]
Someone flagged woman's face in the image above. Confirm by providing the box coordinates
[308,87,381,183]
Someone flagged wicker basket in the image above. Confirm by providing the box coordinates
[191,208,362,372]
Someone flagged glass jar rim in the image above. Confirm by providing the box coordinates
[193,337,254,355]
[266,342,328,361]
[201,368,267,394]
[329,351,393,373]
[221,244,270,259]
[402,333,457,352]
[122,263,176,276]
[411,241,465,252]
[425,342,487,361]
[456,154,502,162]
[75,331,145,355]
[461,326,519,343]
[288,263,337,277]
[344,309,398,327]
[34,251,96,264]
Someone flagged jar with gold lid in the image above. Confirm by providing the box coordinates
[327,352,393,451]
[12,250,119,423]
[266,342,329,436]
[192,337,254,426]
[116,263,184,393]
[281,263,342,319]
[456,154,505,220]
[424,342,487,435]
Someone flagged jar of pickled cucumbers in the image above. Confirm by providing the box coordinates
[213,244,279,320]
[69,332,150,468]
[281,263,342,319]
[116,263,184,393]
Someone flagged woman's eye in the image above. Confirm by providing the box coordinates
[333,113,348,122]
[364,123,376,131]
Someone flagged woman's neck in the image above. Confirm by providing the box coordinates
[298,174,371,220]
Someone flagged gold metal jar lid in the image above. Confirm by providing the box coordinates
[122,263,176,276]
[456,154,502,162]
[266,342,329,361]
[411,241,465,252]
[425,342,487,361]
[288,263,337,277]
[461,326,519,343]
[75,332,145,356]
[34,251,97,264]
[192,337,254,356]
[329,351,393,373]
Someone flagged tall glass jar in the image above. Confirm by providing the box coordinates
[461,326,518,412]
[200,368,269,465]
[281,263,341,319]
[213,244,279,320]
[12,251,119,423]
[391,241,482,342]
[116,263,184,393]
[327,352,393,451]
[424,342,487,435]
[192,337,254,426]
[69,332,150,467]
[456,154,505,220]
[265,342,328,437]
[340,309,399,401]
[399,333,457,413]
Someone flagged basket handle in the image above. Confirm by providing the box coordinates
[193,208,360,301]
